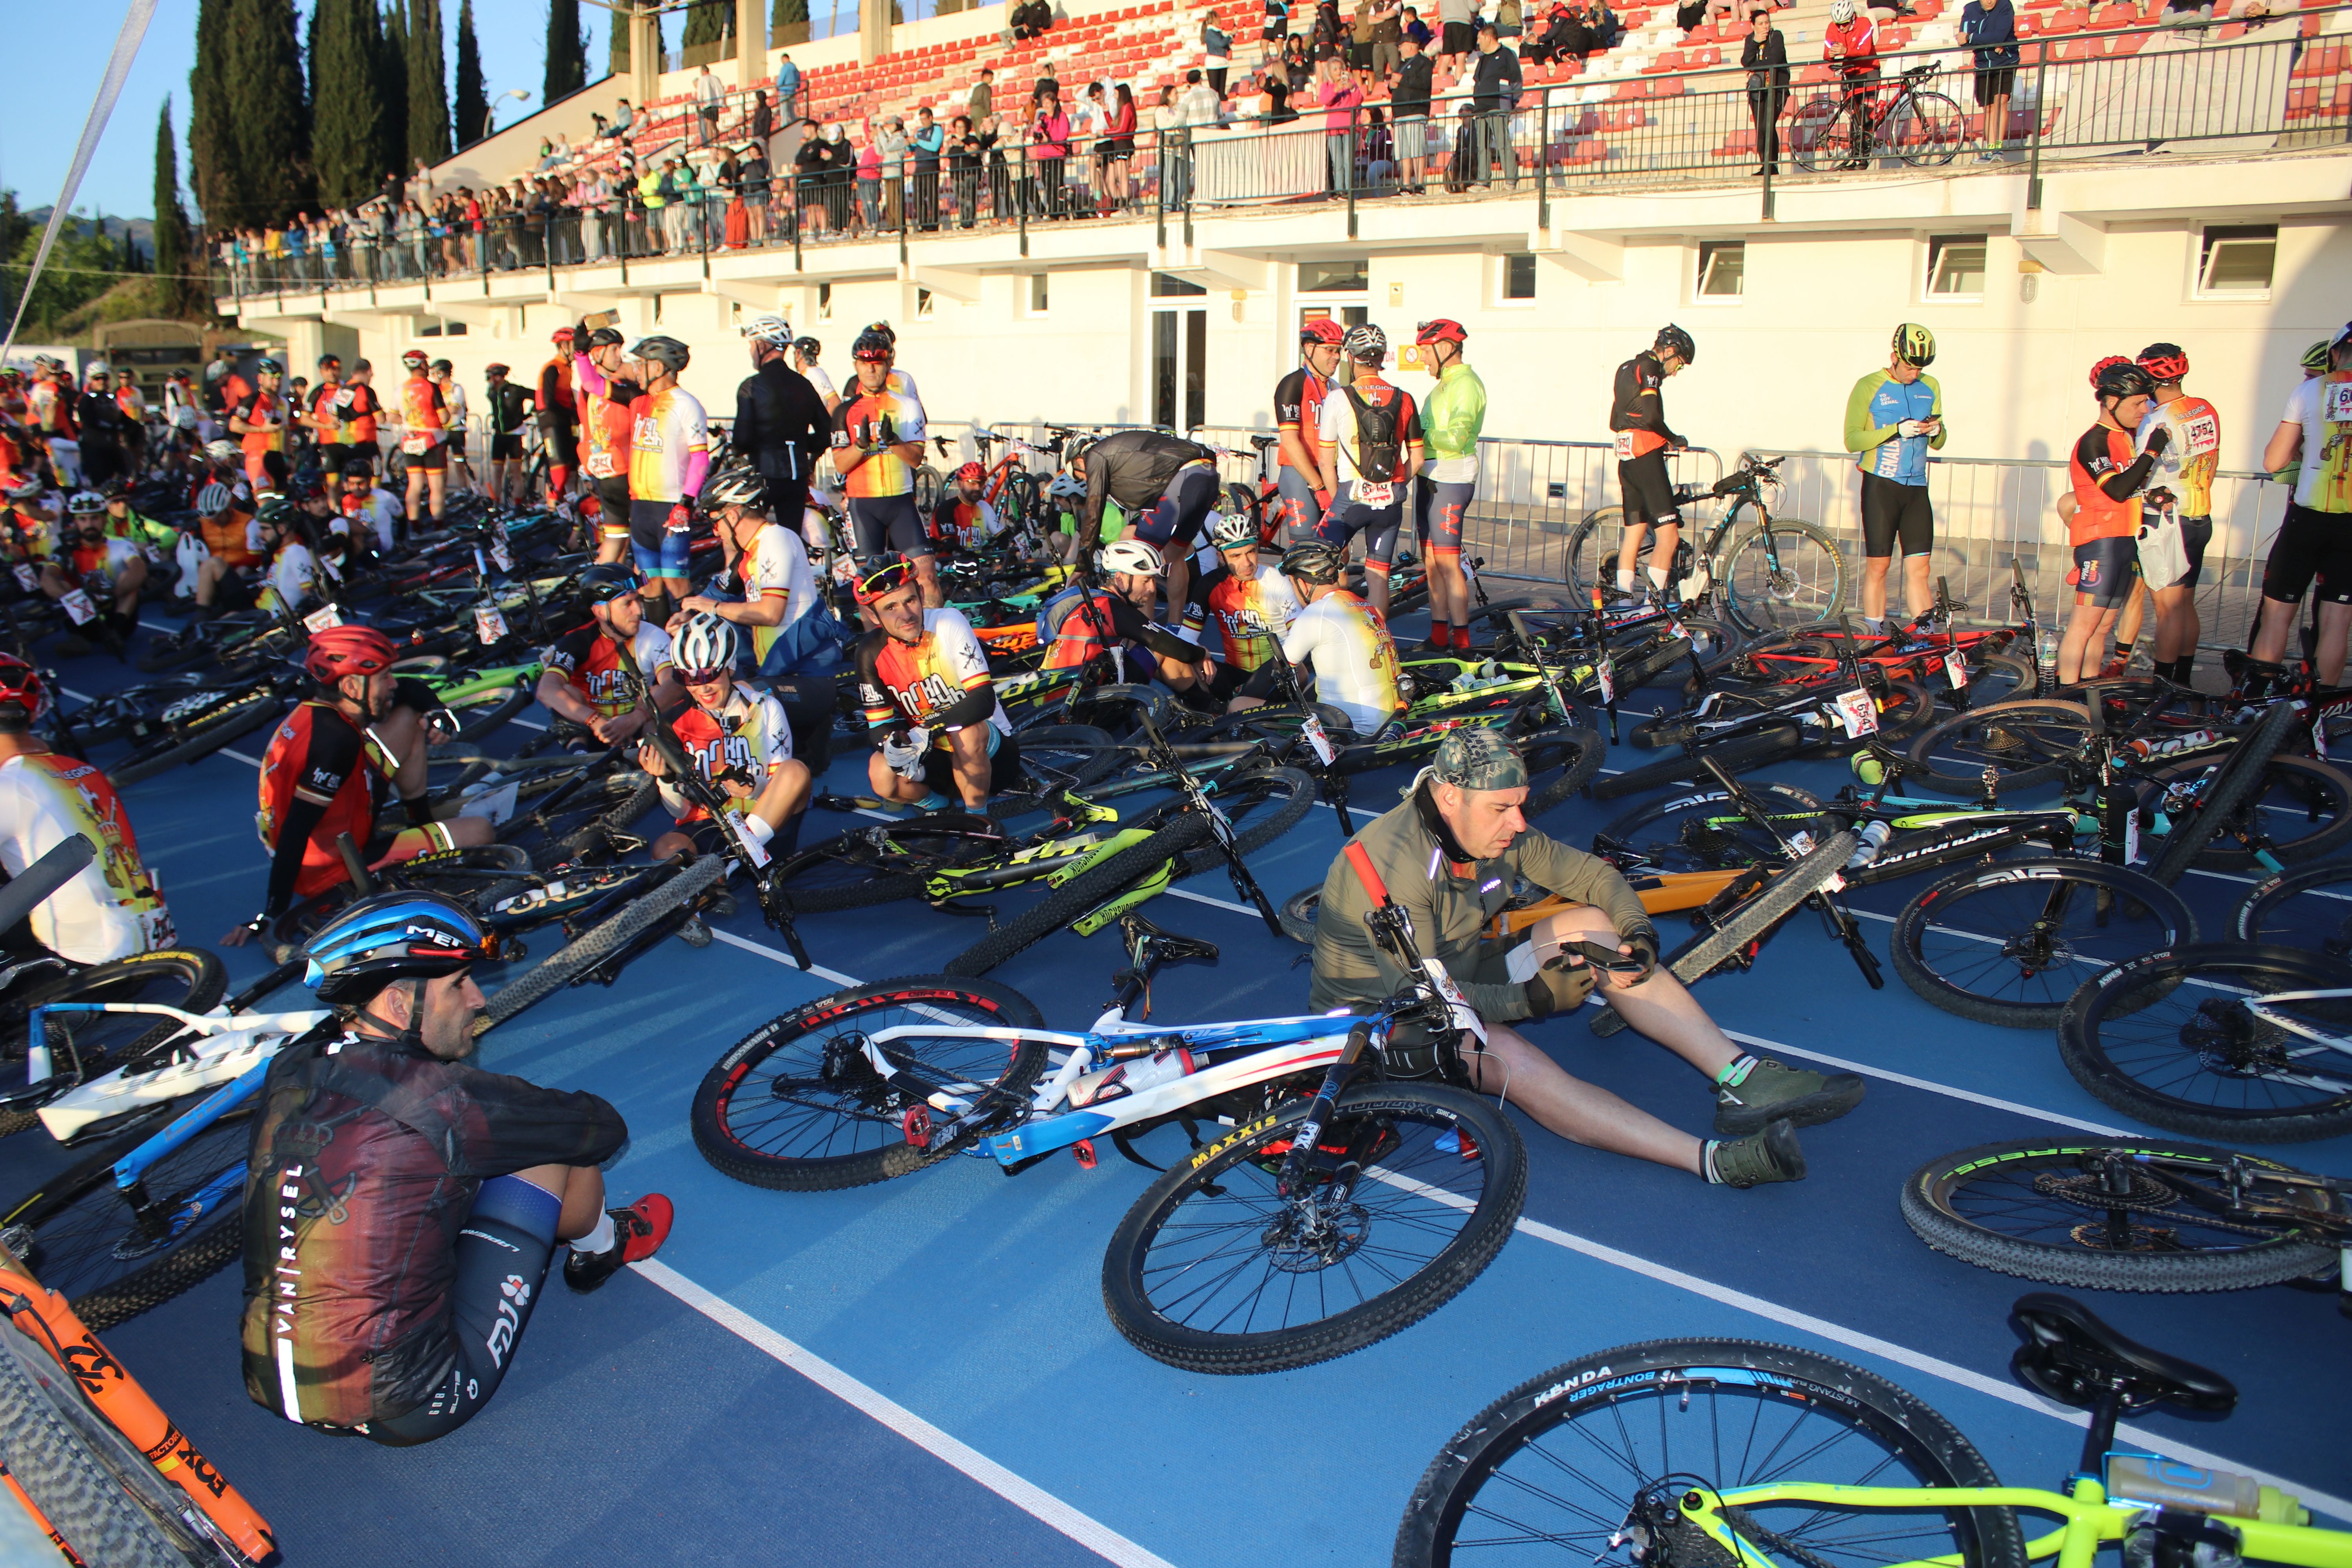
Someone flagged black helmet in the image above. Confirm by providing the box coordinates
[2092,359,2154,400]
[629,335,691,375]
[1279,541,1348,585]
[793,336,821,357]
[851,325,894,362]
[584,325,625,349]
[577,563,641,605]
[1653,324,1695,364]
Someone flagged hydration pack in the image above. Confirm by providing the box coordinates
[1343,386,1403,479]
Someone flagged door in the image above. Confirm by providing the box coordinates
[1151,307,1207,431]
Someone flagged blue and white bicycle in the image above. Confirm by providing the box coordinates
[691,911,1530,1374]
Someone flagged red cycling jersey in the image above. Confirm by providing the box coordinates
[1826,15,1878,74]
[256,702,388,902]
[2067,423,2144,545]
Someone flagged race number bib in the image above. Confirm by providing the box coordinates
[1614,431,1636,460]
[11,564,36,592]
[1354,481,1394,508]
[475,606,510,644]
[1593,653,1616,704]
[585,452,619,479]
[1300,711,1337,766]
[1830,687,1880,738]
[490,541,514,572]
[2182,412,2220,456]
[2327,381,2352,424]
[400,432,432,455]
[302,604,345,633]
[1943,651,1968,690]
[58,589,96,626]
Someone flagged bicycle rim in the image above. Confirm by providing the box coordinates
[1895,860,2198,1028]
[1897,90,1967,167]
[7,1110,253,1313]
[1599,783,1824,873]
[1906,699,2094,795]
[2143,752,2352,870]
[2234,861,2352,956]
[1720,522,1846,633]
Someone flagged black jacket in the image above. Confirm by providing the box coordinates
[1470,44,1523,107]
[734,359,833,483]
[1079,429,1216,536]
[1741,28,1789,91]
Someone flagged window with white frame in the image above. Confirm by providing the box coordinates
[1696,241,1745,298]
[1926,235,1988,299]
[2196,224,2276,298]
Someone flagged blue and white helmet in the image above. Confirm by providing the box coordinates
[303,891,503,1005]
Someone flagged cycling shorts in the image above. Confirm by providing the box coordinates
[406,442,447,473]
[490,433,526,462]
[1207,661,1285,703]
[1416,476,1474,557]
[594,477,632,540]
[1276,467,1325,544]
[848,493,933,563]
[629,498,693,579]
[915,725,1019,799]
[361,821,459,877]
[446,431,469,457]
[2069,536,2138,609]
[1136,463,1221,550]
[2173,514,2212,590]
[363,1174,559,1447]
[1860,473,1934,559]
[1617,450,1680,529]
[316,443,350,475]
[1316,480,1405,569]
[2261,501,2352,607]
[762,475,812,535]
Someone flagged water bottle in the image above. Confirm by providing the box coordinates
[2106,1454,2305,1526]
[1069,1046,1198,1108]
[1844,820,1891,869]
[2127,728,2223,762]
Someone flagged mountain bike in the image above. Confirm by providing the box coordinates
[1393,1290,2350,1567]
[692,912,1527,1374]
[1797,59,1969,172]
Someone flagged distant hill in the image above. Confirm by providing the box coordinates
[22,206,153,263]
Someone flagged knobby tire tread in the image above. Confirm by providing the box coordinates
[945,815,1212,976]
[483,855,728,1028]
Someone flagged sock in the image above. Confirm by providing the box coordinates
[1715,1053,1759,1088]
[742,813,777,847]
[1616,568,1635,594]
[2171,655,2194,686]
[1432,622,1454,648]
[573,1209,616,1255]
[1701,1139,1726,1184]
[912,791,952,812]
[1646,565,1670,592]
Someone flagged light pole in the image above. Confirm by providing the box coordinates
[485,87,534,141]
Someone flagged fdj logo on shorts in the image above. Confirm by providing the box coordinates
[2080,558,2101,587]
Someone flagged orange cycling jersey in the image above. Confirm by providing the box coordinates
[572,356,639,482]
[399,375,447,456]
[233,389,287,456]
[256,702,390,902]
[663,688,793,824]
[202,511,263,568]
[2068,423,2145,545]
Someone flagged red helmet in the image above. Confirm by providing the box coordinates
[552,326,575,343]
[401,349,430,370]
[853,557,917,605]
[1300,318,1346,347]
[304,624,398,685]
[2136,342,2189,383]
[953,461,984,486]
[0,653,46,726]
[1416,318,1468,347]
[2087,354,2134,389]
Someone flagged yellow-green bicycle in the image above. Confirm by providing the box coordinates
[1395,1291,2350,1568]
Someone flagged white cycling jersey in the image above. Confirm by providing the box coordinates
[0,752,174,964]
[1280,590,1403,736]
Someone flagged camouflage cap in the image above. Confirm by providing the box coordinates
[1431,727,1528,792]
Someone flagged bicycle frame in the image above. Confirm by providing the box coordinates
[2238,988,2352,1063]
[28,1002,330,1142]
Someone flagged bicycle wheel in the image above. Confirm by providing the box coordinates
[480,854,728,1030]
[1891,859,2198,1029]
[2056,942,2352,1142]
[1895,89,1967,168]
[2140,751,2352,871]
[1717,518,1849,635]
[1278,883,1322,944]
[1008,722,1123,795]
[2145,702,2296,886]
[108,691,286,786]
[779,812,1008,913]
[1598,783,1825,872]
[690,976,1049,1190]
[911,464,943,516]
[944,814,1211,976]
[0,952,230,1134]
[1901,1137,2340,1293]
[0,1322,189,1568]
[1904,698,2095,796]
[1559,508,1619,603]
[1393,1335,2028,1568]
[1522,726,1608,817]
[2233,860,2352,956]
[1180,764,1312,875]
[1103,1081,1526,1375]
[0,1108,252,1331]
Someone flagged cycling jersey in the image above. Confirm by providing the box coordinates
[854,608,1011,737]
[931,496,1001,552]
[241,1030,627,1432]
[2067,423,2152,544]
[829,383,927,498]
[660,685,794,823]
[537,356,576,420]
[256,696,419,911]
[1077,430,1219,539]
[345,488,405,552]
[0,751,172,963]
[232,388,289,459]
[1317,378,1423,488]
[26,379,74,436]
[306,380,345,443]
[1609,352,1681,461]
[1274,364,1334,468]
[1844,368,1945,485]
[1281,590,1402,735]
[62,535,140,588]
[733,522,820,668]
[627,387,711,504]
[1187,560,1302,671]
[542,621,675,719]
[1826,14,1878,73]
[2136,394,2220,517]
[571,356,640,482]
[484,381,533,437]
[261,541,322,613]
[2281,370,2352,513]
[328,382,381,445]
[201,510,263,569]
[1419,361,1486,484]
[398,375,448,454]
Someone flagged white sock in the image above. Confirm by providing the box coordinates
[743,813,777,847]
[573,1209,616,1254]
[1646,565,1670,590]
[1616,568,1635,593]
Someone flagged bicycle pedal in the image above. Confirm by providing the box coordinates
[1073,1138,1098,1170]
[902,1104,933,1150]
[676,915,712,947]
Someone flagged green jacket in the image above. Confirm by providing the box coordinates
[1307,787,1655,1022]
[106,508,178,551]
[1420,361,1487,464]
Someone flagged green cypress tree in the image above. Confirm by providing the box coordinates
[407,0,451,168]
[189,0,238,231]
[455,0,488,147]
[682,0,731,52]
[312,0,382,207]
[376,2,410,185]
[227,0,316,223]
[153,99,196,316]
[546,0,587,104]
[772,0,808,41]
[608,0,629,78]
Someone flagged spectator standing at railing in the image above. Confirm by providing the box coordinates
[1959,0,2018,161]
[795,127,834,237]
[970,68,996,127]
[579,168,612,261]
[1391,33,1435,191]
[856,136,884,232]
[777,57,804,125]
[1031,87,1073,218]
[1470,23,1523,189]
[1742,8,1789,176]
[1106,86,1139,212]
[950,114,985,227]
[1315,58,1365,192]
[913,107,946,229]
[742,143,774,244]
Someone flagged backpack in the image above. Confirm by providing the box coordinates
[1342,385,1403,479]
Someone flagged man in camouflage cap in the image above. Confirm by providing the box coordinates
[1306,726,1862,1187]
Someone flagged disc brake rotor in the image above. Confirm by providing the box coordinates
[1259,1195,1371,1274]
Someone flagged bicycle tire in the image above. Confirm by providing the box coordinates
[1589,721,1805,802]
[944,814,1212,976]
[1393,1333,2029,1568]
[2056,942,2352,1142]
[107,695,285,786]
[2147,702,2297,886]
[1897,89,1967,167]
[1591,831,1857,1037]
[1523,726,1608,816]
[1900,1136,2340,1291]
[1718,517,1849,635]
[1891,859,2198,1029]
[1277,883,1321,945]
[779,812,1007,913]
[1598,782,1825,872]
[1007,722,1124,795]
[448,680,535,744]
[481,853,728,1029]
[1103,1081,1526,1375]
[1903,698,2096,796]
[690,975,1048,1190]
[1180,765,1313,876]
[911,463,943,516]
[2140,750,2352,872]
[0,1323,187,1568]
[2232,859,2352,953]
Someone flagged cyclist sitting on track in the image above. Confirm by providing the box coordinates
[1071,427,1225,620]
[1312,323,1424,621]
[1412,318,1486,654]
[186,481,261,619]
[2056,357,2162,686]
[1309,725,1864,1187]
[624,335,711,631]
[853,557,1021,812]
[228,626,498,946]
[569,323,642,567]
[931,462,1005,555]
[831,326,937,610]
[676,466,836,676]
[1608,325,1695,608]
[535,563,687,745]
[1843,323,1947,636]
[340,460,405,556]
[1275,317,1348,541]
[40,490,144,654]
[2118,341,2221,689]
[0,654,176,964]
[1036,538,1216,701]
[240,892,673,1446]
[1185,513,1307,708]
[1229,541,1404,737]
[1823,0,1880,165]
[257,494,327,616]
[637,613,812,862]
[2239,322,2352,703]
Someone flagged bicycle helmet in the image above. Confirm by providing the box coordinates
[1415,318,1469,347]
[952,461,985,487]
[317,354,343,372]
[853,557,918,605]
[1209,512,1260,550]
[2334,320,2352,356]
[0,653,48,729]
[303,890,503,1006]
[1300,317,1347,346]
[550,326,574,344]
[630,336,691,376]
[585,325,626,349]
[1892,322,1936,368]
[863,320,898,348]
[793,336,822,358]
[303,623,398,685]
[742,312,795,347]
[2303,339,2334,374]
[196,481,234,515]
[1279,541,1348,585]
[66,491,105,515]
[253,358,283,377]
[1064,433,1099,468]
[672,611,740,677]
[1047,471,1087,500]
[577,563,641,605]
[6,478,43,501]
[1829,0,1855,20]
[1100,539,1165,579]
[851,326,894,362]
[484,363,512,378]
[2092,357,2152,400]
[702,466,769,509]
[1654,323,1696,364]
[254,497,297,534]
[1341,323,1388,364]
[401,349,430,371]
[2136,343,2189,383]
[204,438,241,465]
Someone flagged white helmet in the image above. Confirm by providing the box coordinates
[742,313,795,348]
[197,482,235,514]
[1099,539,1165,579]
[205,438,240,465]
[67,490,107,515]
[1829,0,1855,20]
[1209,513,1259,550]
[702,466,768,509]
[673,611,740,677]
[1047,472,1086,501]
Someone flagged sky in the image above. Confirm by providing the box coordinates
[2,0,618,225]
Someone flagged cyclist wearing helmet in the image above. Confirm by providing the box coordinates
[2111,342,2219,687]
[482,363,535,508]
[1073,427,1224,616]
[1184,513,1305,705]
[1276,318,1348,539]
[431,360,475,491]
[536,564,686,744]
[1843,323,1947,633]
[304,355,349,482]
[625,335,711,626]
[677,467,840,696]
[256,497,327,617]
[1043,470,1097,564]
[1412,318,1485,652]
[639,612,811,862]
[1823,0,1880,165]
[1312,323,1424,619]
[832,327,936,604]
[733,314,831,533]
[40,491,145,652]
[2057,357,2162,684]
[931,461,1004,554]
[0,654,174,963]
[228,358,291,486]
[26,358,82,487]
[568,322,642,566]
[339,459,405,555]
[539,327,580,504]
[853,558,1020,811]
[0,482,55,569]
[2242,322,2352,699]
[1234,541,1403,736]
[1035,539,1214,697]
[793,336,838,413]
[240,891,672,1446]
[231,625,498,944]
[1608,326,1695,605]
[396,348,452,534]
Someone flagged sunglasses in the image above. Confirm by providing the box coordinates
[858,560,917,601]
[679,664,730,685]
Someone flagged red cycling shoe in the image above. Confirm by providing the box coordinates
[562,1194,674,1293]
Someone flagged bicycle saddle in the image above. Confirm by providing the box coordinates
[1118,913,1220,965]
[2009,1293,2238,1417]
[1249,433,1281,450]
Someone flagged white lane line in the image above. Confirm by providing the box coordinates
[708,926,862,987]
[1718,1028,2130,1135]
[1163,886,1260,916]
[221,749,263,768]
[630,1261,1180,1568]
